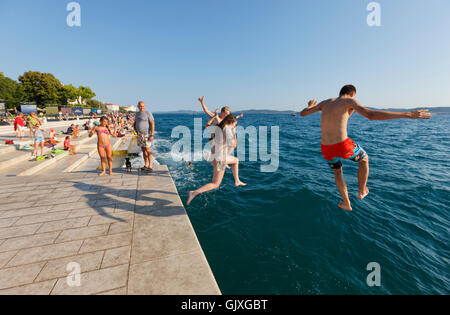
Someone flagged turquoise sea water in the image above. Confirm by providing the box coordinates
[152,113,449,295]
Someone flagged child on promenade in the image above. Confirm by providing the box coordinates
[45,128,57,150]
[14,113,25,140]
[64,136,76,155]
[27,112,41,139]
[72,125,80,139]
[30,125,45,160]
[49,128,56,140]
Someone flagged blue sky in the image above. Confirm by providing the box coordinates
[1,0,449,111]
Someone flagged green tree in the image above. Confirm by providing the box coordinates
[78,86,96,104]
[0,72,24,109]
[18,71,63,107]
[86,99,104,109]
[59,84,78,105]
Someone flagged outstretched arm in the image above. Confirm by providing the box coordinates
[300,100,322,117]
[198,96,214,118]
[350,100,432,120]
[205,109,219,127]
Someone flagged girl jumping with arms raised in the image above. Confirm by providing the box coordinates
[89,116,117,176]
[187,114,246,205]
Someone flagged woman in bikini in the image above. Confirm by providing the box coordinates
[187,114,246,205]
[89,116,117,176]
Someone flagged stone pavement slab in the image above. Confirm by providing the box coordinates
[0,166,220,295]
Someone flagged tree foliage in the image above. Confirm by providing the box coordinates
[19,71,63,106]
[61,84,79,104]
[86,99,105,109]
[0,71,98,109]
[78,86,96,103]
[0,72,24,109]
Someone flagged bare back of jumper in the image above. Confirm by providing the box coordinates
[320,98,355,145]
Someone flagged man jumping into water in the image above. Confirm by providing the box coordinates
[300,85,432,211]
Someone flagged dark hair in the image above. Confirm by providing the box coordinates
[218,114,237,130]
[339,85,356,97]
[100,116,108,123]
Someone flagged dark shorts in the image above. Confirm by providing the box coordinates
[326,143,368,170]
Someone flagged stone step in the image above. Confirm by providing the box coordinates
[0,132,91,174]
[71,136,132,173]
[0,145,17,157]
[38,137,125,175]
[17,135,98,177]
[35,138,102,175]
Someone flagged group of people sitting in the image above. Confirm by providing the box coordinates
[29,122,76,160]
[65,124,80,138]
[11,112,85,160]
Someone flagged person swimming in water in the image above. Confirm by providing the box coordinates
[300,84,432,211]
[182,158,194,169]
[187,114,246,205]
[89,116,117,176]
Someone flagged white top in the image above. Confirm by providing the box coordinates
[208,127,235,171]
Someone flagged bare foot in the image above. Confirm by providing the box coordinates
[235,181,247,187]
[99,171,106,177]
[109,171,115,176]
[187,191,198,206]
[358,188,370,200]
[338,202,353,212]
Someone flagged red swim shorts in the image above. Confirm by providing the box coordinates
[321,138,367,169]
